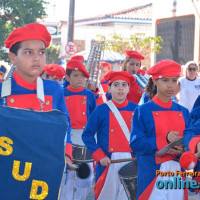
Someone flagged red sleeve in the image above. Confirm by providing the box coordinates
[92,148,107,163]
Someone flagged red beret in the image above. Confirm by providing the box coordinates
[104,71,135,85]
[5,23,51,50]
[100,62,111,70]
[67,59,89,78]
[70,55,85,62]
[43,64,65,79]
[147,60,181,79]
[125,50,144,61]
[137,69,146,76]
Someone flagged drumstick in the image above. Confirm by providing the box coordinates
[69,163,91,179]
[180,151,200,170]
[111,157,136,164]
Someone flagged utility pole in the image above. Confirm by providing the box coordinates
[67,0,75,42]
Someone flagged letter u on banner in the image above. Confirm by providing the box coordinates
[12,160,32,181]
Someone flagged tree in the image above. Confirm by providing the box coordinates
[46,45,61,64]
[0,0,48,47]
[96,33,163,68]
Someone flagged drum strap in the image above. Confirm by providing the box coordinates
[1,75,45,111]
[105,100,130,142]
[99,84,107,103]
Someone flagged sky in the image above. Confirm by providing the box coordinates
[45,0,153,21]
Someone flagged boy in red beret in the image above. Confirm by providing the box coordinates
[130,60,191,200]
[41,63,65,85]
[3,22,72,177]
[96,62,112,105]
[82,71,138,200]
[123,50,145,104]
[60,59,96,200]
[62,55,85,89]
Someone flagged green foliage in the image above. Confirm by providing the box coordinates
[96,33,163,54]
[46,45,61,64]
[0,0,48,47]
[0,50,9,63]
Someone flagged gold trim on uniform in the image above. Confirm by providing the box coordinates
[45,100,50,105]
[10,98,15,103]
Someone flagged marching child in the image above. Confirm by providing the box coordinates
[2,23,72,199]
[82,71,138,200]
[60,59,96,200]
[96,62,111,105]
[130,60,191,200]
[122,50,145,104]
[3,23,72,162]
[40,63,65,85]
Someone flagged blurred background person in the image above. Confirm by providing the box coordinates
[176,61,200,112]
[96,62,112,105]
[122,49,145,104]
[40,63,65,85]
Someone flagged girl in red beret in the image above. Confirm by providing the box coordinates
[82,71,138,200]
[122,50,145,104]
[130,60,191,200]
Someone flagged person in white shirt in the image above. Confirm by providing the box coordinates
[176,61,200,112]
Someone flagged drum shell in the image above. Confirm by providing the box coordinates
[118,161,138,200]
[72,144,94,163]
[71,129,94,163]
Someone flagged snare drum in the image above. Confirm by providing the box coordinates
[118,161,138,200]
[71,129,94,163]
[72,144,93,163]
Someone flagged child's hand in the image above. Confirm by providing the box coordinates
[87,83,96,92]
[197,142,200,152]
[167,145,184,155]
[65,155,72,171]
[167,131,180,143]
[100,157,111,166]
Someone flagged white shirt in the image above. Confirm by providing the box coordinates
[178,77,200,112]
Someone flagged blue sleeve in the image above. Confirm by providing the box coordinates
[192,95,200,111]
[130,107,157,155]
[138,92,148,105]
[90,92,96,113]
[183,119,200,151]
[82,107,101,155]
[55,84,72,145]
[106,91,112,100]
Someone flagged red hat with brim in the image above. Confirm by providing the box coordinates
[125,50,144,61]
[147,60,181,79]
[43,64,65,79]
[67,59,89,78]
[5,23,51,50]
[104,71,135,85]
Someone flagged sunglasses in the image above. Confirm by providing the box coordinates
[188,68,197,72]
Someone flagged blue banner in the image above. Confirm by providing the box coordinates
[0,106,68,200]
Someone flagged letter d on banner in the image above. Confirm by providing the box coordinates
[30,180,48,199]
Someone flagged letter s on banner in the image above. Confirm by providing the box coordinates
[0,136,13,156]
